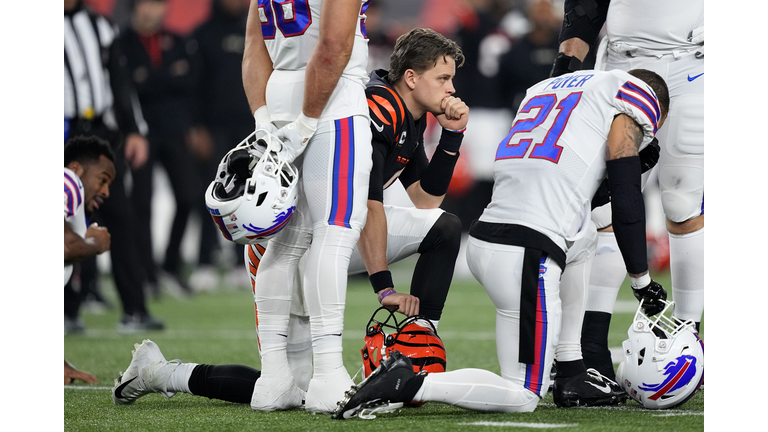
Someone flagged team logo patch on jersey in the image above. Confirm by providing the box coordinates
[638,355,698,400]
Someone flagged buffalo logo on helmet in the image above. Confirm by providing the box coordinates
[638,355,699,401]
[204,130,299,245]
[361,307,446,379]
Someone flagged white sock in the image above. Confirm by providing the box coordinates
[286,314,313,391]
[167,362,197,395]
[414,369,539,413]
[669,227,704,322]
[303,225,358,377]
[586,232,626,314]
[557,257,589,362]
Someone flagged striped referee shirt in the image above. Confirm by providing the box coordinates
[64,2,147,135]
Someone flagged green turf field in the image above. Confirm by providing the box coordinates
[64,260,703,431]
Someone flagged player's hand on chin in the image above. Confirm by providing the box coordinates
[436,95,469,131]
[382,293,420,317]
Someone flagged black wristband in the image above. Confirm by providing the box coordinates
[419,146,460,196]
[438,128,464,153]
[369,270,394,293]
[550,53,584,77]
[606,156,648,274]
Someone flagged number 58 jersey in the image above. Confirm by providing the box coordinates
[479,69,661,251]
[259,0,371,123]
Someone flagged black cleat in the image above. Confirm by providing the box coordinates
[331,350,426,420]
[553,368,627,408]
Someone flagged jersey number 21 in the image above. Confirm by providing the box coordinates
[495,92,582,163]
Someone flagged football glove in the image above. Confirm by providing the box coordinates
[550,53,583,77]
[275,113,318,164]
[639,137,660,173]
[591,178,610,210]
[688,25,704,45]
[632,279,668,316]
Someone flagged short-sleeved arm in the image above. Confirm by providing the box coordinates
[367,85,407,145]
[613,75,662,149]
[64,170,83,220]
[368,141,388,202]
[366,85,408,201]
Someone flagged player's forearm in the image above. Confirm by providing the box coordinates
[301,0,358,118]
[357,200,390,276]
[558,38,591,62]
[407,181,444,210]
[242,0,273,114]
[64,231,101,264]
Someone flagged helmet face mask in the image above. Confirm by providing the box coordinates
[616,299,704,409]
[205,129,299,245]
[361,307,446,379]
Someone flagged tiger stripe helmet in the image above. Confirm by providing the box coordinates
[361,307,446,378]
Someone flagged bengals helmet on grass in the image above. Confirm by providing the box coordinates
[361,306,446,379]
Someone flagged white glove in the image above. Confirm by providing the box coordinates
[275,113,318,163]
[253,105,278,135]
[688,25,704,45]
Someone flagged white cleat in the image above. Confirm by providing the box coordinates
[305,368,355,414]
[112,339,179,405]
[250,375,306,411]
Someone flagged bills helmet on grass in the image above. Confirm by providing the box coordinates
[616,299,704,409]
[362,306,446,379]
[205,129,299,244]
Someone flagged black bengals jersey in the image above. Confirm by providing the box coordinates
[366,69,429,202]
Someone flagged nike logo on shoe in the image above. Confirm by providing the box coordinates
[687,73,704,82]
[372,121,384,133]
[114,376,138,399]
[585,380,612,394]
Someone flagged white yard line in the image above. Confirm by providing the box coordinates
[459,422,577,428]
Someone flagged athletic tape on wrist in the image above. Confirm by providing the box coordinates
[253,105,270,125]
[630,273,651,290]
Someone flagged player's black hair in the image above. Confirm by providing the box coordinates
[388,28,465,84]
[628,69,670,119]
[64,135,116,167]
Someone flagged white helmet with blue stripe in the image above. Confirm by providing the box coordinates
[204,129,299,245]
[616,299,704,409]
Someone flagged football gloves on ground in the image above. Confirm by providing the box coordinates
[632,279,667,316]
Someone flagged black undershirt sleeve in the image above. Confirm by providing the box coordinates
[368,140,388,202]
[558,0,610,46]
[606,156,648,275]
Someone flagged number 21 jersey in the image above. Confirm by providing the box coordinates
[480,69,661,251]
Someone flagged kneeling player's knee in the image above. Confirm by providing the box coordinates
[419,212,462,254]
[666,214,704,235]
[660,189,703,225]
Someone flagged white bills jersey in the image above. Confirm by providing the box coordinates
[64,167,87,285]
[480,69,661,251]
[607,0,704,53]
[260,0,371,123]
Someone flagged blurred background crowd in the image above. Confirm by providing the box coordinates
[65,0,669,333]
